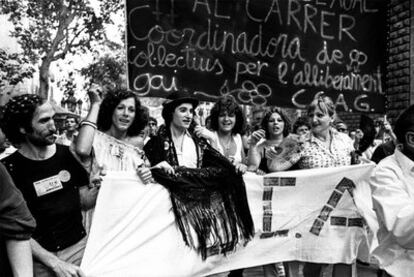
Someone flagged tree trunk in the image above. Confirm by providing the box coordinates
[39,58,51,100]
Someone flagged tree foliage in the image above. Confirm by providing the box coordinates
[80,50,126,94]
[57,71,77,97]
[0,0,123,98]
[0,48,35,87]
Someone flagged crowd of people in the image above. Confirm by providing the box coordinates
[0,88,413,277]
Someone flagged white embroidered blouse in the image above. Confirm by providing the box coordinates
[92,131,148,171]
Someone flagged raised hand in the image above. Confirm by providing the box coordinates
[87,84,102,105]
[194,125,214,141]
[249,129,266,146]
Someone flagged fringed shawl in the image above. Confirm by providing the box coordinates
[144,125,254,259]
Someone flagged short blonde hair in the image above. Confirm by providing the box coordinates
[307,96,336,117]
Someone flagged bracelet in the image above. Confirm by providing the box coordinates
[80,120,97,129]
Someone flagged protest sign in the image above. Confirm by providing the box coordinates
[126,0,386,112]
[81,163,376,276]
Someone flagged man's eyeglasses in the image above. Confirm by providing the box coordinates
[337,128,348,132]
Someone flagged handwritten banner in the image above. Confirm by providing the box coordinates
[126,0,386,112]
[81,164,377,276]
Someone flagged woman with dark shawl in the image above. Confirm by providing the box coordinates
[144,91,254,260]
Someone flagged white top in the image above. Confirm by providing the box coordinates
[92,130,147,171]
[56,131,78,146]
[0,145,17,160]
[175,131,198,168]
[369,149,414,277]
[211,131,243,164]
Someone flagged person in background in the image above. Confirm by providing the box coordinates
[1,94,100,277]
[0,127,17,160]
[247,107,291,175]
[127,106,151,150]
[353,129,374,160]
[0,109,17,159]
[241,124,252,154]
[355,128,364,142]
[356,117,397,161]
[204,115,212,130]
[194,96,247,174]
[148,116,158,137]
[135,116,158,148]
[242,106,267,153]
[374,118,383,135]
[370,117,398,163]
[0,162,36,277]
[268,96,355,277]
[56,114,79,146]
[250,106,267,131]
[369,105,414,277]
[371,139,396,164]
[128,127,149,150]
[349,130,356,141]
[334,120,349,135]
[292,116,311,138]
[372,117,396,145]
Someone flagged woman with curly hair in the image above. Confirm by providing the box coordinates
[76,87,152,179]
[195,96,247,174]
[75,87,155,195]
[75,87,154,232]
[246,107,291,174]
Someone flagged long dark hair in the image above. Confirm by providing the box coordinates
[97,89,148,136]
[261,107,291,139]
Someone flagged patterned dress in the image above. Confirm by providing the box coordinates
[78,130,150,233]
[296,128,354,169]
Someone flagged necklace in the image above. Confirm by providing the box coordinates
[170,126,187,153]
[172,133,185,153]
[218,136,234,159]
[219,136,232,149]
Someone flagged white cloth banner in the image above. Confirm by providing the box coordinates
[81,163,376,277]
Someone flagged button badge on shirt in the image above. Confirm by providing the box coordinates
[58,170,71,182]
[33,175,63,197]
